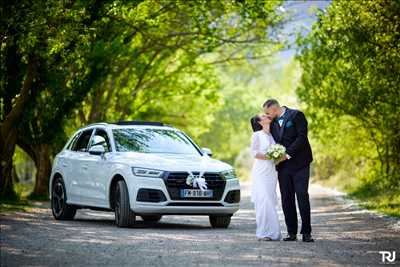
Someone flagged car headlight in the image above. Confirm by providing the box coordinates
[132,167,164,178]
[221,169,237,180]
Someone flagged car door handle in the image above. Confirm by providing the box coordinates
[62,163,68,167]
[82,164,88,170]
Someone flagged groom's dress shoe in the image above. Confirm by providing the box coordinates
[302,234,314,242]
[283,234,297,241]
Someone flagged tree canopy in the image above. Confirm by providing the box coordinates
[297,0,399,199]
[1,0,285,198]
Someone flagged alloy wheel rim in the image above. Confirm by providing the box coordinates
[115,186,121,224]
[52,181,65,216]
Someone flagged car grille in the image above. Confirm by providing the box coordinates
[164,172,226,201]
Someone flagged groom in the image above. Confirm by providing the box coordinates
[263,99,314,242]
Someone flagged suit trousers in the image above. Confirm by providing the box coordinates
[278,164,312,235]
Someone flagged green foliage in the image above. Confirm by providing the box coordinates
[1,0,285,197]
[64,0,286,144]
[0,199,32,213]
[349,187,400,218]
[200,57,301,176]
[297,0,400,216]
[70,1,281,137]
[14,182,34,199]
[13,146,36,183]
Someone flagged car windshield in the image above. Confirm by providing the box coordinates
[112,128,200,155]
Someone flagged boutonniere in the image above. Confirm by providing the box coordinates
[285,120,293,128]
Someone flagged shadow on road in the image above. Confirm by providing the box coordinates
[1,185,399,266]
[73,217,211,230]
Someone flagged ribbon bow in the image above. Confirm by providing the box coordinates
[192,176,207,191]
[186,156,208,191]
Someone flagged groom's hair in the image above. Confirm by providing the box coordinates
[263,99,280,108]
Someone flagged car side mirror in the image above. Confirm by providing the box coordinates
[89,145,105,155]
[202,147,212,157]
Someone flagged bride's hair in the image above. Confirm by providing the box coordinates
[250,115,262,132]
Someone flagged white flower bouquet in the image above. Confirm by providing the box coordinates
[266,144,286,163]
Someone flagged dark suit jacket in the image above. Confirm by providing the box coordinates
[270,107,313,171]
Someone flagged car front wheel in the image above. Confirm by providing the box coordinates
[209,215,231,228]
[114,180,135,227]
[51,177,76,220]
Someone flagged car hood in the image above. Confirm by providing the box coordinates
[110,152,232,173]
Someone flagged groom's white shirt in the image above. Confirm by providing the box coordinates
[278,107,286,127]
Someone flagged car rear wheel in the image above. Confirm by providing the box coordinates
[51,177,76,220]
[209,215,231,228]
[141,215,162,223]
[114,180,135,227]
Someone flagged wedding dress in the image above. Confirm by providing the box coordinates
[250,130,282,240]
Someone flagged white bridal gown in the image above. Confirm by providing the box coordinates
[250,130,282,240]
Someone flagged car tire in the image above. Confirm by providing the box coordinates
[114,180,135,227]
[51,177,77,220]
[141,215,162,223]
[209,215,231,228]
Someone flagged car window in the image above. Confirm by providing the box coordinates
[73,129,94,152]
[66,132,81,150]
[112,128,201,155]
[90,129,111,152]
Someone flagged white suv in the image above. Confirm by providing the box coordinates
[49,121,240,228]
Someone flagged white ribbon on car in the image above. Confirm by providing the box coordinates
[192,176,207,191]
[187,156,208,191]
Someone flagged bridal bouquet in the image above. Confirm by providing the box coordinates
[266,144,286,163]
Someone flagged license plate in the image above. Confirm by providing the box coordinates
[181,189,213,198]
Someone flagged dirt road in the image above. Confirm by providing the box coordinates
[1,183,399,266]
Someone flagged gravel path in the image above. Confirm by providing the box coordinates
[1,183,399,267]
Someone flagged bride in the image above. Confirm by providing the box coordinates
[250,114,282,241]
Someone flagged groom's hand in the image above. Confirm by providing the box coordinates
[278,154,290,163]
[275,155,286,164]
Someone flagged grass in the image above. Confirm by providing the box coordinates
[315,174,400,218]
[0,182,48,213]
[355,194,400,218]
[0,199,34,213]
[348,185,400,218]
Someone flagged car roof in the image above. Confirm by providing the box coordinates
[79,122,177,132]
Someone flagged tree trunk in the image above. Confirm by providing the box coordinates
[30,143,52,198]
[0,55,37,200]
[0,130,18,200]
